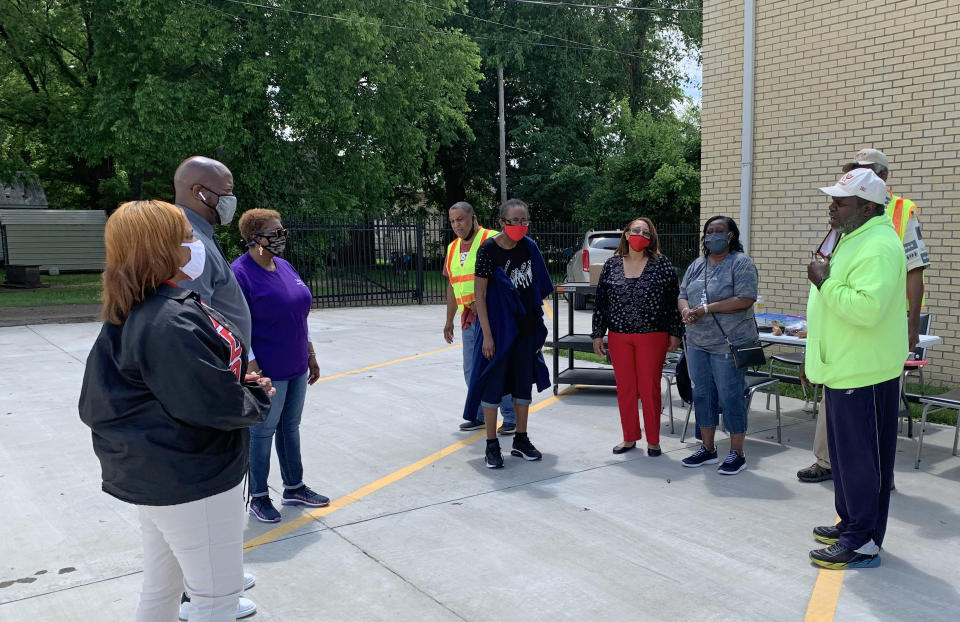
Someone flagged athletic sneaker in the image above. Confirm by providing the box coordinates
[498,423,517,435]
[797,462,832,482]
[681,445,719,467]
[282,485,330,507]
[717,451,747,475]
[242,572,255,591]
[510,433,542,461]
[249,496,281,523]
[485,439,504,468]
[459,420,485,431]
[813,525,841,545]
[810,543,880,569]
[179,596,257,620]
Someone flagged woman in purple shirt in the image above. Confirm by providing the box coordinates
[233,209,328,523]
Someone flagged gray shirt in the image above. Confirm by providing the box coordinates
[177,206,253,345]
[679,252,759,353]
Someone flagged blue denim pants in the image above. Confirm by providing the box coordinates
[462,320,515,424]
[249,371,308,497]
[686,346,748,435]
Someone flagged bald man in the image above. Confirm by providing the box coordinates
[173,156,252,349]
[173,156,258,621]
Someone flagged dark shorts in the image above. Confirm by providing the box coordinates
[480,334,537,407]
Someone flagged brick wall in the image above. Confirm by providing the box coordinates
[702,0,960,384]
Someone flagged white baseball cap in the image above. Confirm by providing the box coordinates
[819,168,888,206]
[841,148,889,173]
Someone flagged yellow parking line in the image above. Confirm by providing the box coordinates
[542,301,554,319]
[314,343,462,383]
[803,517,844,621]
[243,387,577,552]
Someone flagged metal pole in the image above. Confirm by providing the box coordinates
[739,0,756,254]
[498,64,507,204]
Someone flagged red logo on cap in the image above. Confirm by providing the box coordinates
[860,186,867,191]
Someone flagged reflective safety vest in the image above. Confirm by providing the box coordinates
[445,228,496,313]
[885,191,925,309]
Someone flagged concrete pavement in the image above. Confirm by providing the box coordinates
[1,303,958,621]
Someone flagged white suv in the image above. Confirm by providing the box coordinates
[564,229,622,309]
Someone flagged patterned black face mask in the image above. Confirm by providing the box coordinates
[252,229,287,256]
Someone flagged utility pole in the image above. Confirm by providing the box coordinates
[498,64,507,204]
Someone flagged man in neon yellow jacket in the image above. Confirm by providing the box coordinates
[801,167,907,570]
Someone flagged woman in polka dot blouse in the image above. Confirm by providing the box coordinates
[592,217,684,456]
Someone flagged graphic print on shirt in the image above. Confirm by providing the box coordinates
[505,259,533,290]
[206,312,243,380]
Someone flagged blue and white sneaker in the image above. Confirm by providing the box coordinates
[282,485,330,507]
[717,450,747,475]
[248,496,281,523]
[681,444,719,467]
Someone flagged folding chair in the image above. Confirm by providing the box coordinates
[681,372,781,444]
[660,350,684,434]
[914,390,960,469]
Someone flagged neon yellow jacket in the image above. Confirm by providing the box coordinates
[804,215,908,389]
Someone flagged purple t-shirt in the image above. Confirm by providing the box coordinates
[231,254,312,381]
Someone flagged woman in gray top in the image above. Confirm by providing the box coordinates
[677,216,759,475]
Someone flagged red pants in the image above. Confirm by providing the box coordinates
[607,331,669,445]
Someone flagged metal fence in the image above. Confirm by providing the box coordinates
[280,213,701,309]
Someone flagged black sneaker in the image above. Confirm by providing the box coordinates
[813,525,841,545]
[810,543,880,569]
[510,433,542,461]
[717,450,746,475]
[485,439,504,468]
[249,496,281,523]
[681,445,719,468]
[282,485,330,508]
[460,420,485,431]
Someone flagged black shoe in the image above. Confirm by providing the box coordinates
[460,420,485,431]
[498,423,517,435]
[647,446,662,457]
[511,433,542,461]
[612,442,636,455]
[810,543,880,569]
[797,463,832,482]
[485,439,504,468]
[813,525,841,545]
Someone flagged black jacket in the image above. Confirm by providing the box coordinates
[78,284,270,506]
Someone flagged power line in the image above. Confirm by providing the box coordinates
[503,0,703,12]
[400,0,642,59]
[214,0,641,59]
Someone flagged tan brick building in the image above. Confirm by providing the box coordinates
[702,0,960,384]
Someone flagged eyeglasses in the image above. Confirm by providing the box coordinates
[501,218,531,226]
[628,229,651,238]
[256,228,289,238]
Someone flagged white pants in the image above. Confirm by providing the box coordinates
[135,482,245,622]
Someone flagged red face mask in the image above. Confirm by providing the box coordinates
[628,235,650,252]
[505,225,528,242]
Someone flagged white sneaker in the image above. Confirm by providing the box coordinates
[178,596,257,620]
[243,572,255,591]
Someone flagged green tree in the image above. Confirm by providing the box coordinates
[0,0,482,215]
[576,103,700,225]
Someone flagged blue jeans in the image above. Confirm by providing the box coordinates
[462,320,515,424]
[249,372,308,497]
[686,347,748,435]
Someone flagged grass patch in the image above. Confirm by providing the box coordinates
[544,348,608,365]
[0,269,102,307]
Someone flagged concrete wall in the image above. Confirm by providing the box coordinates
[702,0,960,384]
[0,210,106,272]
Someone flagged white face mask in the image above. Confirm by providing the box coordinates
[180,240,206,280]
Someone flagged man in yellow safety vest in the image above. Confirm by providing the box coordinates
[443,201,516,434]
[797,148,931,484]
